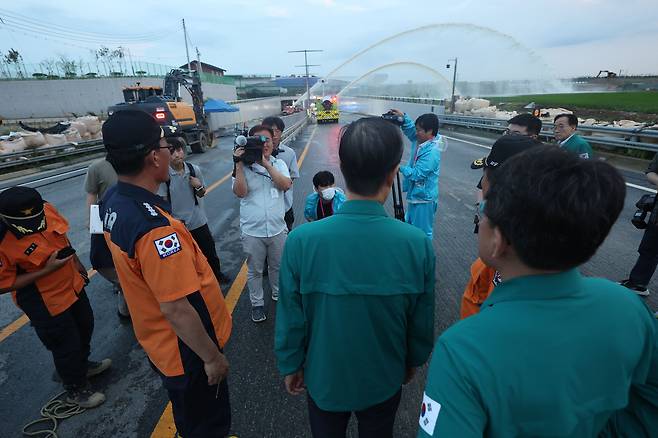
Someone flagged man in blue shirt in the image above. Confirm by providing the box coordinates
[389,110,442,238]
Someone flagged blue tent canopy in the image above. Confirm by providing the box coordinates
[204,99,238,113]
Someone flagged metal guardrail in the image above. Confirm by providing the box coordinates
[437,114,658,152]
[351,96,658,153]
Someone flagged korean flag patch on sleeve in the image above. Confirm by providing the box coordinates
[419,391,441,435]
[154,232,181,259]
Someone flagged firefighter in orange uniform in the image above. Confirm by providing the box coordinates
[99,110,232,437]
[0,186,110,408]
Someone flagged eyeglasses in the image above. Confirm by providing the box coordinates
[157,145,175,154]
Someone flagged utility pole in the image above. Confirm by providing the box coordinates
[289,49,323,110]
[196,47,203,76]
[182,19,191,71]
[447,57,458,113]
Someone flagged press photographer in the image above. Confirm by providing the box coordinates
[386,109,443,238]
[620,153,658,296]
[232,125,292,323]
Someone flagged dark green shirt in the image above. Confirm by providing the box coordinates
[275,200,435,411]
[418,269,657,437]
[561,134,594,159]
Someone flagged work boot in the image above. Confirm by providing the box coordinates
[619,279,650,297]
[117,289,131,319]
[65,384,106,409]
[87,359,112,378]
[52,358,113,382]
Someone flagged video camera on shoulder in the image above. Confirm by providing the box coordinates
[234,135,268,166]
[381,111,404,126]
[632,194,658,229]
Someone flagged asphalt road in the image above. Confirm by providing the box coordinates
[0,114,656,437]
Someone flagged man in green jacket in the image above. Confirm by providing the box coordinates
[554,113,594,159]
[275,117,436,438]
[418,146,657,437]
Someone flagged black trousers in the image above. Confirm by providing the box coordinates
[190,224,223,281]
[307,389,402,438]
[161,363,231,437]
[285,207,295,232]
[630,225,658,286]
[32,291,94,388]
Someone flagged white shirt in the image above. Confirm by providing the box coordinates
[233,156,290,238]
[276,143,299,211]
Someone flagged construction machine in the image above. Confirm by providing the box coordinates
[596,70,618,79]
[108,69,213,153]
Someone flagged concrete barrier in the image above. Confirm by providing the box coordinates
[0,77,237,119]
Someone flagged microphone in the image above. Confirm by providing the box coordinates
[235,135,247,146]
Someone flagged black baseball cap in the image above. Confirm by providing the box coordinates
[471,135,541,170]
[0,186,46,236]
[103,110,165,153]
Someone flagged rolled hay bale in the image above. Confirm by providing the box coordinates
[44,133,68,146]
[76,116,102,135]
[0,137,28,154]
[70,121,89,137]
[63,128,83,143]
[13,131,47,148]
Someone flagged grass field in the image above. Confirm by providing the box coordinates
[488,91,658,114]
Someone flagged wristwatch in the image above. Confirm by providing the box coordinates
[194,185,205,192]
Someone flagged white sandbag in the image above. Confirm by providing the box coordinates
[76,116,102,135]
[92,130,103,140]
[81,132,92,140]
[63,128,83,143]
[13,131,46,148]
[0,137,28,154]
[70,121,88,136]
[454,99,469,113]
[469,98,491,111]
[44,133,68,146]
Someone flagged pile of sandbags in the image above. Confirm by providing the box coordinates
[0,135,28,154]
[613,120,645,129]
[75,116,102,137]
[44,133,68,146]
[9,131,47,148]
[70,120,90,139]
[471,106,498,119]
[494,110,518,120]
[63,128,83,143]
[454,98,492,114]
[541,108,572,119]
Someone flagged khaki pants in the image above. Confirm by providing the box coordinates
[242,231,287,307]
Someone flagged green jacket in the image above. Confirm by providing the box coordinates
[418,270,657,437]
[275,200,436,411]
[561,134,593,159]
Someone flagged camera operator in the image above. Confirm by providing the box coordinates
[233,125,292,323]
[620,154,658,296]
[388,109,442,238]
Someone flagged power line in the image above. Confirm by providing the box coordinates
[0,17,178,45]
[0,8,168,41]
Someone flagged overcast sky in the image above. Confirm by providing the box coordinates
[1,0,657,79]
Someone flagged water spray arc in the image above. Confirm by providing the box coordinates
[337,61,454,98]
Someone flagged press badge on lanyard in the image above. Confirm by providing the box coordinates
[270,188,279,199]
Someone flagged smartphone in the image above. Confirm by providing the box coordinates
[56,246,76,260]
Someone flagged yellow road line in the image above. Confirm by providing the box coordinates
[0,314,29,343]
[151,123,318,438]
[0,268,97,342]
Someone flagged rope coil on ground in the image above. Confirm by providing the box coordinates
[22,391,86,438]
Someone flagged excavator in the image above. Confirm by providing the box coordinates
[108,69,213,153]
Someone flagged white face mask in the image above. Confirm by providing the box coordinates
[320,187,336,201]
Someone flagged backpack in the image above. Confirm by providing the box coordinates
[165,162,199,206]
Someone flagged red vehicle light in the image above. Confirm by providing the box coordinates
[155,112,166,120]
